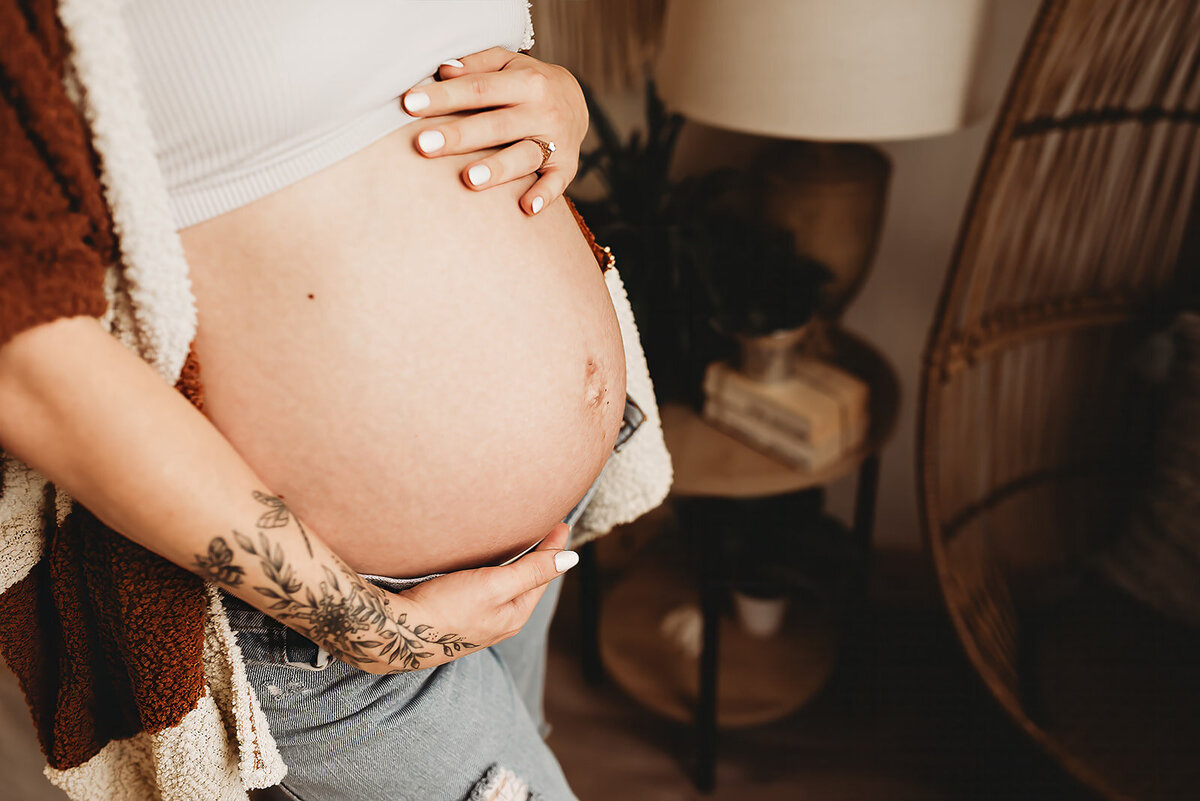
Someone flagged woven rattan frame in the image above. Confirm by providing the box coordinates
[918,1,1200,798]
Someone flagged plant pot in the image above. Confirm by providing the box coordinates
[731,590,789,638]
[735,325,810,383]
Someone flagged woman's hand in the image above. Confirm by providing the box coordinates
[360,522,577,674]
[400,47,588,216]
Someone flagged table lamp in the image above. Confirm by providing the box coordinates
[654,0,985,317]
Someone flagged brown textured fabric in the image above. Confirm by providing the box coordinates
[565,193,614,274]
[0,0,112,350]
[0,0,209,772]
[0,507,209,770]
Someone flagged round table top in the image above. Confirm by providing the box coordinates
[663,329,901,499]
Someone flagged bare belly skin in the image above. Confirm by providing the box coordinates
[178,113,626,577]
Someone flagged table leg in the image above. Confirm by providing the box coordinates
[579,540,603,686]
[852,454,881,560]
[841,454,881,703]
[696,511,720,793]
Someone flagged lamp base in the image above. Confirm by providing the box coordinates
[750,141,891,318]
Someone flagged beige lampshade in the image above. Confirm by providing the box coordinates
[655,0,986,141]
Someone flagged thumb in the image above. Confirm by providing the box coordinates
[494,523,577,601]
[537,521,572,553]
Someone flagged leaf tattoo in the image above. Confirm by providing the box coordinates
[253,490,313,556]
[193,495,479,672]
[248,541,479,672]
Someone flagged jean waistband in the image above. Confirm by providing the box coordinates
[356,533,546,592]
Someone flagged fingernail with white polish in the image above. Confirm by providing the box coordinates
[440,58,465,68]
[555,550,580,573]
[403,91,430,113]
[468,164,490,186]
[531,196,544,214]
[417,129,445,153]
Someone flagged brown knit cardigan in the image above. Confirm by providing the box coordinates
[0,0,213,770]
[1,0,643,795]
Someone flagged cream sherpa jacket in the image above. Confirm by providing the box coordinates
[0,1,673,798]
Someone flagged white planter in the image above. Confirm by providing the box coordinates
[731,590,789,638]
[735,326,810,383]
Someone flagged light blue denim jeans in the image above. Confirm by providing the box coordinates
[218,396,645,801]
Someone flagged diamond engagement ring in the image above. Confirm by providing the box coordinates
[530,138,556,172]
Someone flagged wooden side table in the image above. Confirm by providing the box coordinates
[578,328,900,792]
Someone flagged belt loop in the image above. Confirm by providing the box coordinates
[283,627,332,671]
[313,646,331,670]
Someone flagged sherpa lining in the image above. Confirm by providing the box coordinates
[521,0,535,51]
[55,0,197,381]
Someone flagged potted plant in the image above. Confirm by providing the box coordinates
[571,78,742,407]
[572,79,830,403]
[696,213,830,383]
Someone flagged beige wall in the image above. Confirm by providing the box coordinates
[575,0,1041,550]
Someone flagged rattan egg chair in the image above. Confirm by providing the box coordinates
[919,1,1200,799]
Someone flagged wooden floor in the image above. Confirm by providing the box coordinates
[0,546,1096,801]
[546,553,1095,801]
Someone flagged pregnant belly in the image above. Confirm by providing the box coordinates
[179,115,626,577]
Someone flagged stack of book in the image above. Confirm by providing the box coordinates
[702,359,870,472]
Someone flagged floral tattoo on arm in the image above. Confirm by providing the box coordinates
[192,494,478,672]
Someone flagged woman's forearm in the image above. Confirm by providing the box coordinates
[0,316,469,673]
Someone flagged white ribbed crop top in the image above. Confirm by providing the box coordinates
[121,1,534,230]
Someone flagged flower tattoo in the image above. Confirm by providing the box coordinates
[190,492,480,672]
[191,537,246,586]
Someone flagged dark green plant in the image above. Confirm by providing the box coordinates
[696,215,830,338]
[570,78,828,406]
[570,78,722,405]
[575,76,685,224]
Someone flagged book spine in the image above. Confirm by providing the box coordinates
[709,383,815,443]
[703,361,869,450]
[704,370,816,441]
[703,398,848,472]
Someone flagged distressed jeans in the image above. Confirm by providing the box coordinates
[218,395,645,800]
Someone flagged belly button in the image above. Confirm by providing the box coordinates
[584,357,608,409]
